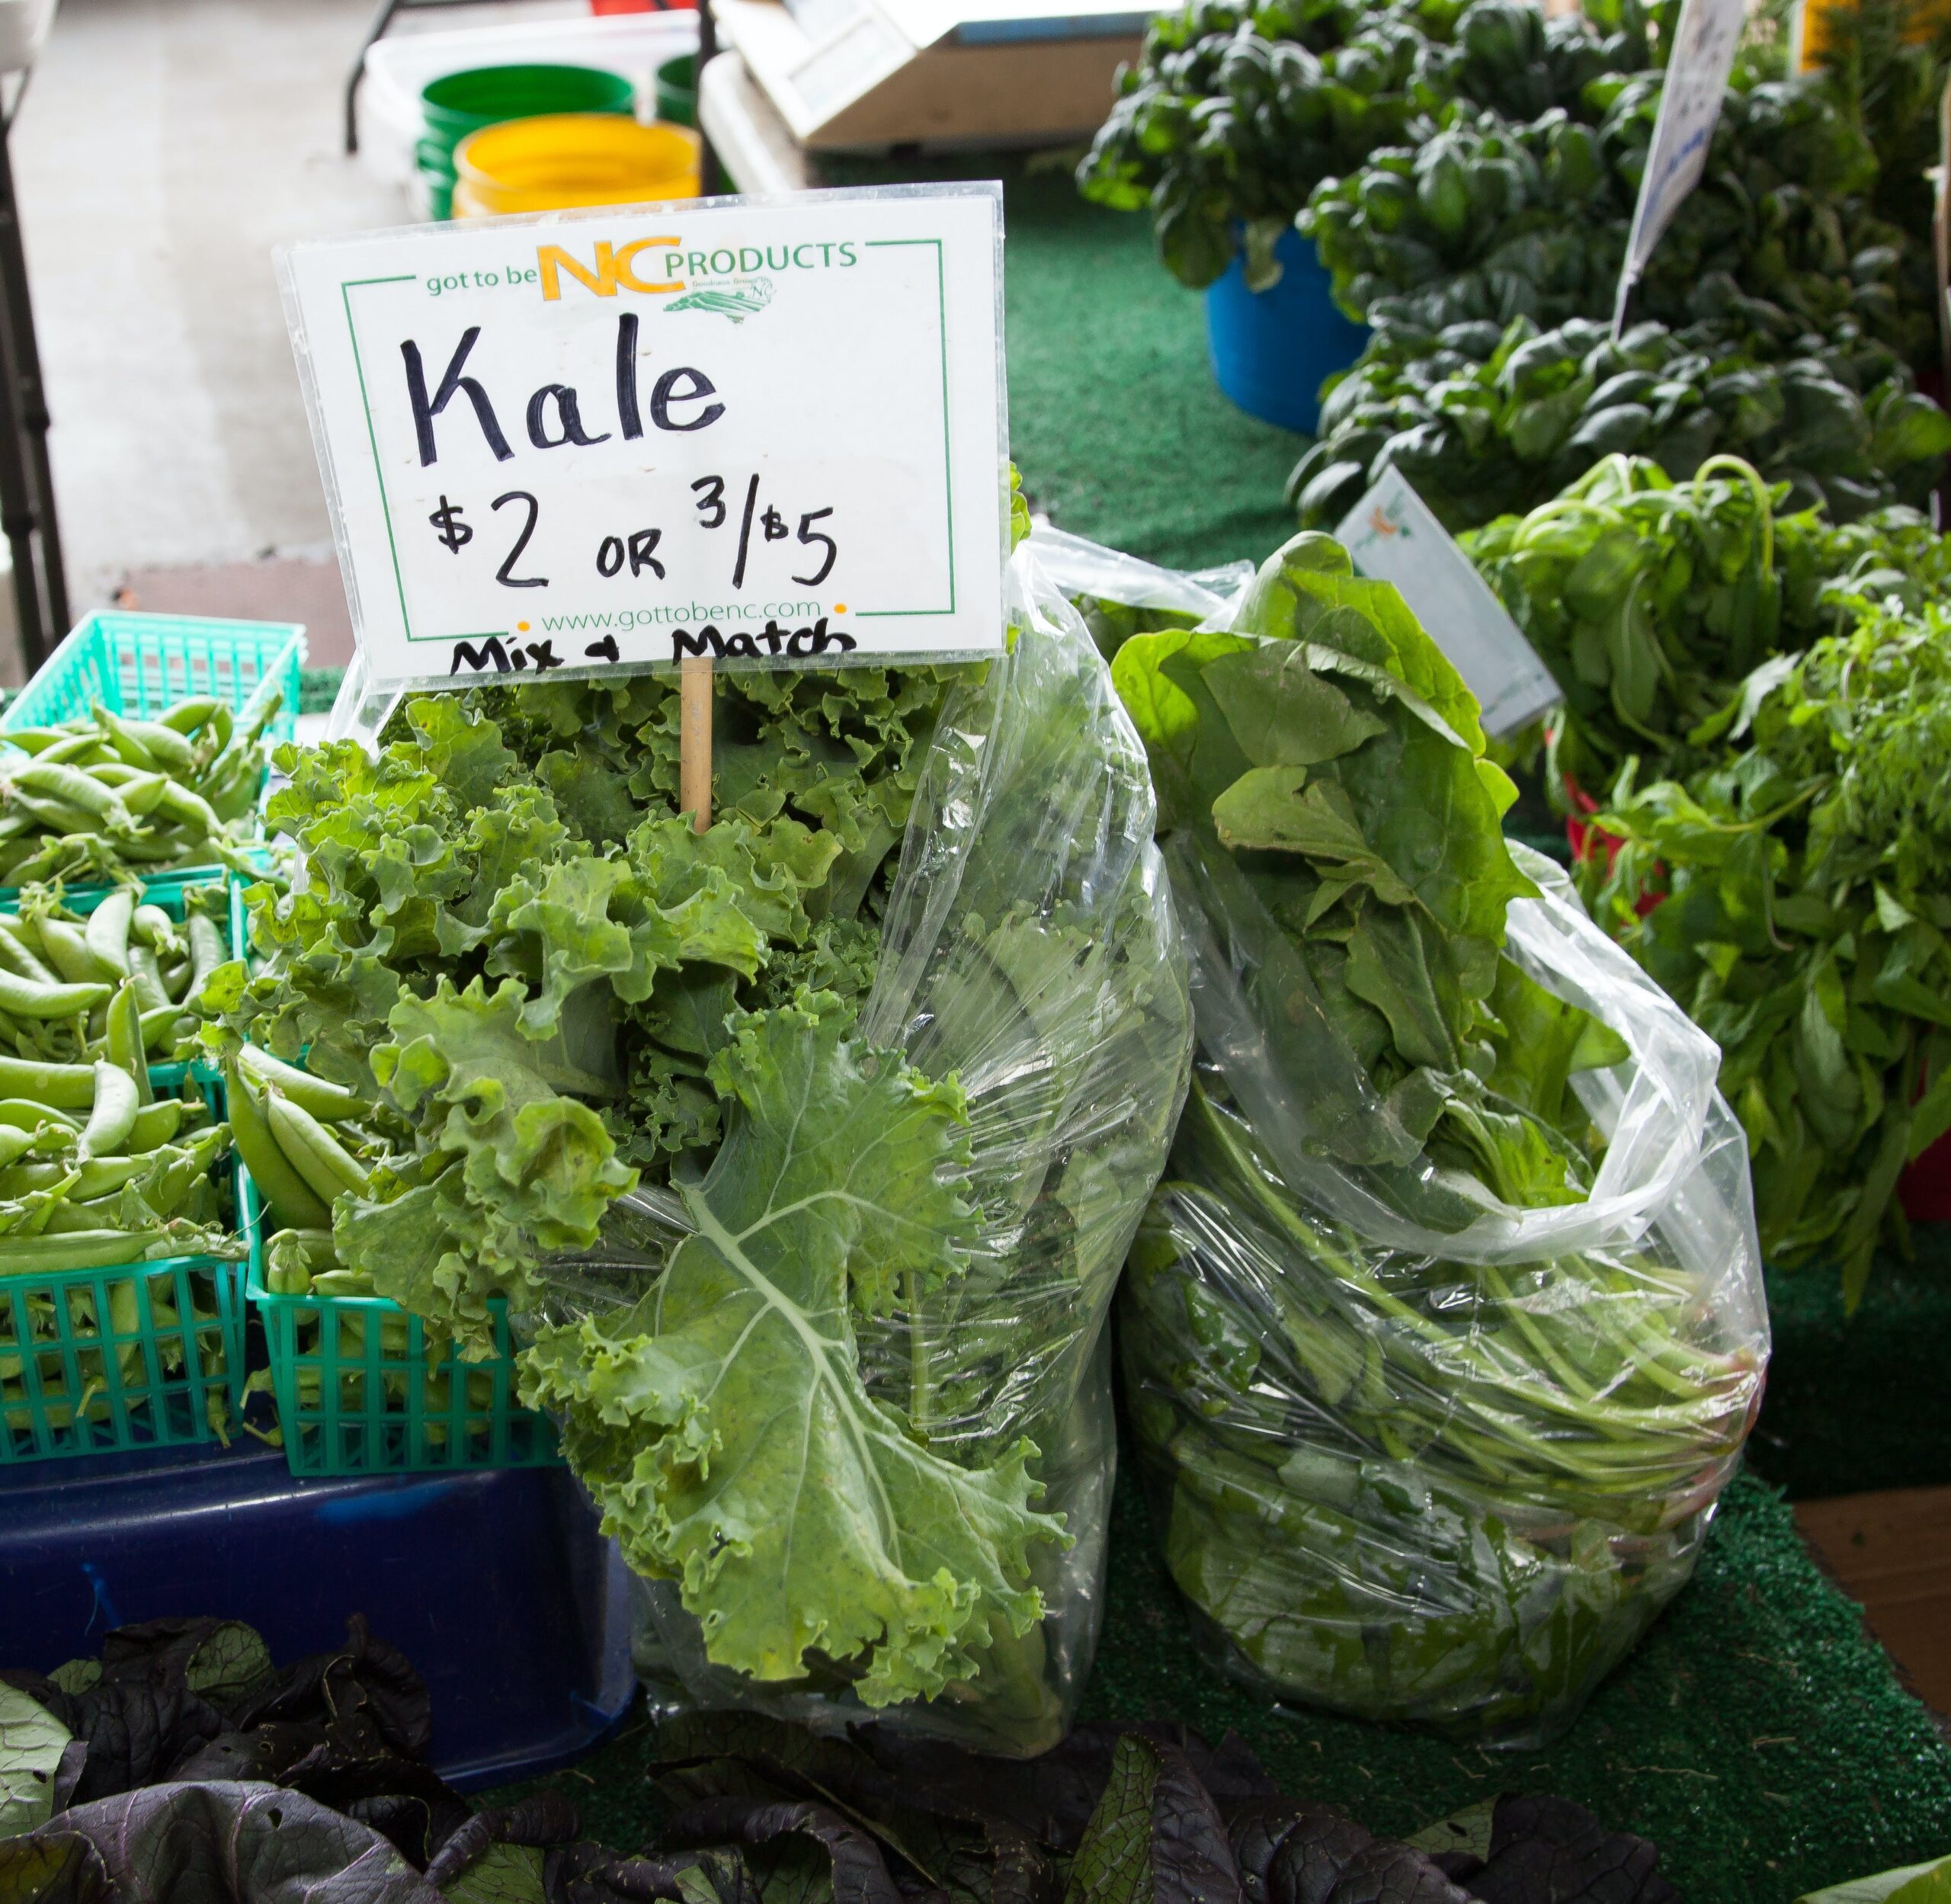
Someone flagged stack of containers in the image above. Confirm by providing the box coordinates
[0,612,302,1467]
[0,609,556,1483]
[415,64,636,219]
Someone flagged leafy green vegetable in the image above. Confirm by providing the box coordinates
[1799,1854,1951,1904]
[1462,453,1951,804]
[213,530,1190,1742]
[0,1681,71,1841]
[1077,0,1663,291]
[1301,74,1931,367]
[0,1610,1684,1904]
[1289,311,1951,534]
[1110,530,1762,1742]
[1582,595,1951,1304]
[520,998,1064,1708]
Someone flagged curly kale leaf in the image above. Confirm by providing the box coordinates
[335,979,639,1332]
[519,998,1068,1707]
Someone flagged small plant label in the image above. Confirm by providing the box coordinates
[1611,0,1747,335]
[1335,469,1562,739]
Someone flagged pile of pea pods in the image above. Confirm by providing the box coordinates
[0,883,239,1270]
[0,693,277,889]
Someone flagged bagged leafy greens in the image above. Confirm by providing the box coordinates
[1107,530,1768,1744]
[210,531,1191,1757]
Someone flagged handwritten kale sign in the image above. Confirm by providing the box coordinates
[280,185,1007,684]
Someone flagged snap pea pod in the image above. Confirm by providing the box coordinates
[125,1097,191,1152]
[157,696,226,737]
[0,918,56,987]
[235,1042,367,1122]
[85,889,135,978]
[264,1089,369,1207]
[131,905,179,952]
[34,733,112,768]
[34,914,114,986]
[127,944,172,1015]
[0,1229,149,1271]
[0,1127,43,1171]
[101,983,153,1103]
[0,968,111,1021]
[0,1098,77,1133]
[226,1064,329,1230]
[94,704,200,777]
[78,1062,140,1161]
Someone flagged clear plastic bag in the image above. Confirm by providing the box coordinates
[1027,524,1253,630]
[541,543,1193,1755]
[1111,536,1770,1747]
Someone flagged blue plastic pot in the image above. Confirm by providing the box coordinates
[1203,226,1368,434]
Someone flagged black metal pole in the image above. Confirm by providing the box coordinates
[345,0,405,155]
[0,110,52,675]
[0,122,65,638]
[697,2,721,195]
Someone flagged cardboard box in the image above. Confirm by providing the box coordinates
[713,0,1146,150]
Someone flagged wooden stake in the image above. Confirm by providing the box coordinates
[680,656,713,834]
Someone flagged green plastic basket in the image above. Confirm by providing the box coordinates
[0,1063,245,1466]
[240,1167,559,1477]
[0,870,244,1088]
[3,611,306,742]
[0,613,304,895]
[0,1248,247,1464]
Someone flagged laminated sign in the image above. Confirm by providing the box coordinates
[279,184,1008,707]
[1611,0,1745,335]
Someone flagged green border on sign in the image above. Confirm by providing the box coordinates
[338,236,960,645]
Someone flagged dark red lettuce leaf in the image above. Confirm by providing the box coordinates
[0,1780,441,1903]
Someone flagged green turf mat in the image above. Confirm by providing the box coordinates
[495,1460,1951,1904]
[1001,174,1305,570]
[1755,1232,1951,1499]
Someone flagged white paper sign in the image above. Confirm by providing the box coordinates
[280,185,1008,688]
[1611,0,1745,335]
[1334,470,1562,739]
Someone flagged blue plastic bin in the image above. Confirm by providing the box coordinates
[1203,226,1368,434]
[0,1438,636,1788]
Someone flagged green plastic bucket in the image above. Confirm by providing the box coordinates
[654,54,694,128]
[417,63,636,221]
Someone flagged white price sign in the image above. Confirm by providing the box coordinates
[1612,0,1746,335]
[1335,470,1562,740]
[280,185,1008,688]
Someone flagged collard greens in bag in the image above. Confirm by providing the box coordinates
[1109,531,1768,1745]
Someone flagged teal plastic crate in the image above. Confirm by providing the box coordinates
[0,614,303,897]
[0,1248,248,1465]
[0,1069,246,1466]
[0,870,242,1089]
[2,611,306,743]
[239,1165,560,1478]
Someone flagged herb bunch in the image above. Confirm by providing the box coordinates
[1583,595,1951,1303]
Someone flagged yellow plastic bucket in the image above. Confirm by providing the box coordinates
[451,114,700,216]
